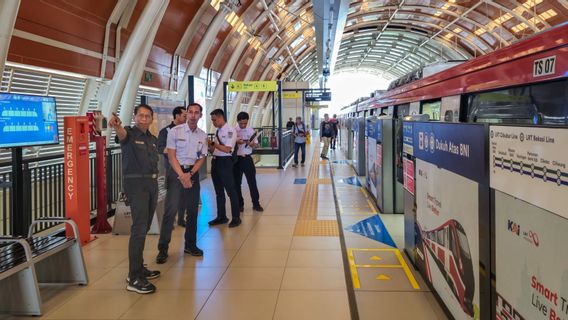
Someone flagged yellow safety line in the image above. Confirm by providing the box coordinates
[394,249,420,289]
[347,249,361,289]
[347,248,421,290]
[353,264,404,268]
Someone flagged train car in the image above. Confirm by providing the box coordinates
[368,23,568,125]
[418,219,475,317]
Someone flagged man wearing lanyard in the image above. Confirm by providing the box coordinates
[208,108,241,228]
[156,106,187,226]
[156,103,207,264]
[234,112,264,213]
[108,104,160,294]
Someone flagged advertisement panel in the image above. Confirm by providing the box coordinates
[366,119,378,198]
[416,159,481,320]
[413,123,487,320]
[375,121,383,207]
[490,126,568,220]
[494,190,568,320]
[193,77,208,132]
[403,157,415,195]
[146,97,185,137]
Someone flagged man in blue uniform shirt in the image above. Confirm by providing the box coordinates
[156,103,207,263]
[208,108,241,228]
[234,111,264,212]
[109,104,160,294]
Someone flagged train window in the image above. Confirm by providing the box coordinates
[466,79,568,126]
[396,104,410,118]
[456,229,471,260]
[449,229,458,258]
[421,101,441,121]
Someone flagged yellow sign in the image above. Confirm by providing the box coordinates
[283,91,302,99]
[228,81,277,92]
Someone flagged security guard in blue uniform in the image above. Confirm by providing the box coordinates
[109,104,160,295]
[156,103,207,263]
[234,111,264,212]
[208,108,241,228]
[156,106,187,226]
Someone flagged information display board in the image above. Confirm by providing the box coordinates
[0,93,59,148]
[412,122,488,320]
[490,125,568,320]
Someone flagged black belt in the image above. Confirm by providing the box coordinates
[180,164,194,169]
[124,173,158,179]
[211,156,232,160]
[238,155,251,158]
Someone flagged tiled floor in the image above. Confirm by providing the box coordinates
[1,140,447,320]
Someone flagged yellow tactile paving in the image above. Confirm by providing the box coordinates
[294,146,339,236]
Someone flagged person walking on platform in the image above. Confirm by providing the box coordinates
[286,117,294,130]
[292,116,307,167]
[156,103,207,264]
[234,112,264,213]
[208,109,242,228]
[157,106,187,226]
[109,104,160,295]
[330,114,339,150]
[320,113,334,159]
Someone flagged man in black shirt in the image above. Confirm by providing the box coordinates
[109,104,160,294]
[320,113,334,159]
[157,106,187,225]
[286,117,295,130]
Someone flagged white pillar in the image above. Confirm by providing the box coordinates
[0,0,21,75]
[102,0,165,118]
[209,36,250,123]
[119,0,169,125]
[178,5,229,100]
[231,49,264,115]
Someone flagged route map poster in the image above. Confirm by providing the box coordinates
[491,126,568,320]
[490,126,568,220]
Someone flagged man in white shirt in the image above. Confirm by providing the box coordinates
[156,103,207,263]
[207,108,241,228]
[292,116,307,167]
[234,112,264,212]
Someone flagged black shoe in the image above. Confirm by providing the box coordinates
[126,277,156,294]
[253,205,264,212]
[321,155,329,160]
[156,250,168,264]
[228,218,242,228]
[208,217,229,226]
[240,207,244,212]
[125,267,161,283]
[184,246,204,256]
[177,221,185,227]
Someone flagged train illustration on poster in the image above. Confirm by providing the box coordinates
[417,219,475,317]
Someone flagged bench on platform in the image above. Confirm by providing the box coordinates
[0,218,88,316]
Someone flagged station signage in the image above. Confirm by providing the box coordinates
[305,89,331,102]
[228,81,277,92]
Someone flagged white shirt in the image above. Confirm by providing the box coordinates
[293,122,307,144]
[166,123,207,165]
[213,122,237,157]
[236,126,258,156]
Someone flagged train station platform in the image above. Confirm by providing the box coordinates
[2,140,447,320]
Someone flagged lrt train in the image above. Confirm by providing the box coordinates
[339,22,568,127]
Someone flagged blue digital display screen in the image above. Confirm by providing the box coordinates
[0,93,60,148]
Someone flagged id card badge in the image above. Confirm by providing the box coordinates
[196,141,204,159]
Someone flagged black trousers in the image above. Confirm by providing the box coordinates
[159,168,200,251]
[123,177,158,280]
[294,142,306,164]
[211,157,240,219]
[234,155,260,208]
